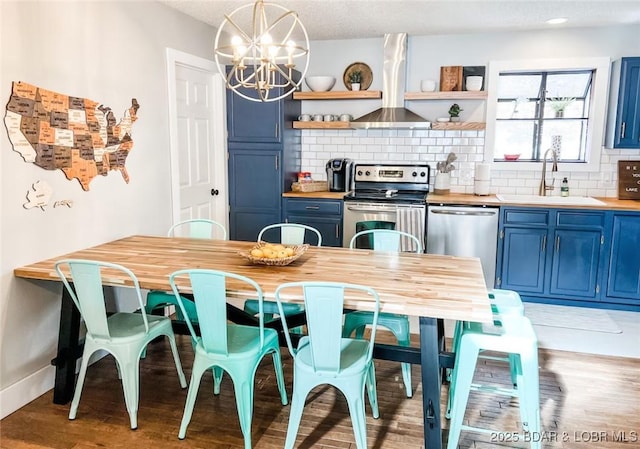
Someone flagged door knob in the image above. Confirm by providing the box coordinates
[211,189,219,196]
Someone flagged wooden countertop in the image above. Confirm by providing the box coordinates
[427,193,640,211]
[14,235,492,323]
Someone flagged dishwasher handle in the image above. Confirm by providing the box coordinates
[429,209,497,217]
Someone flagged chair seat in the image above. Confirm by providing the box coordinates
[193,325,280,357]
[105,313,171,341]
[295,337,371,375]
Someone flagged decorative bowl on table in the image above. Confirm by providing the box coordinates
[304,76,336,92]
[503,154,521,161]
[238,241,309,266]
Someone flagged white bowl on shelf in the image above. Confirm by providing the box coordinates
[436,117,450,122]
[305,76,336,92]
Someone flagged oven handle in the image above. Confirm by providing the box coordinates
[345,205,399,213]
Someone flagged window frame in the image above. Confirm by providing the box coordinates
[484,57,610,173]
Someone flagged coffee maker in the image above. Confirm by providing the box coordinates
[326,158,354,192]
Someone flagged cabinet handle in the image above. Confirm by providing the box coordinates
[305,206,320,210]
[275,155,279,171]
[275,123,279,139]
[555,235,560,253]
[541,235,547,252]
[335,224,340,239]
[621,122,626,139]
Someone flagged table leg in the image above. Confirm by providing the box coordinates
[419,316,443,449]
[52,285,81,404]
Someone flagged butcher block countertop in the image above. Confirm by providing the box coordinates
[427,193,640,211]
[282,191,639,211]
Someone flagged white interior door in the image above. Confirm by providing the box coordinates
[166,48,227,231]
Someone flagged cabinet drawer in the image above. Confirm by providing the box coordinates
[286,199,342,215]
[503,209,549,226]
[556,211,605,228]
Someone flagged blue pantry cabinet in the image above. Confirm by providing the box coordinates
[226,69,302,241]
[607,57,640,149]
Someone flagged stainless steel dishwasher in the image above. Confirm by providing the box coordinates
[426,205,499,288]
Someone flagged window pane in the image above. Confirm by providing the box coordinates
[540,120,588,160]
[496,98,539,119]
[497,74,542,98]
[546,72,592,99]
[494,120,536,160]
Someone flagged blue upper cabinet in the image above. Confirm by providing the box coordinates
[606,57,640,149]
[226,67,301,145]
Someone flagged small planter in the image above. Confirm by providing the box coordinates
[450,117,460,122]
[351,83,361,91]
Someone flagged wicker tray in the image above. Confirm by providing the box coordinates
[291,181,328,193]
[238,242,309,266]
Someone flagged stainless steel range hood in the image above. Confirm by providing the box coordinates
[351,33,431,129]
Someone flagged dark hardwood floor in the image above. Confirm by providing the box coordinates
[1,332,639,449]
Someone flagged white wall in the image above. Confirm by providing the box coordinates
[301,25,640,195]
[0,0,215,416]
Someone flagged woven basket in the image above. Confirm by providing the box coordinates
[238,242,309,266]
[291,181,328,193]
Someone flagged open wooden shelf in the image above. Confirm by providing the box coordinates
[404,91,488,100]
[293,90,382,100]
[431,121,485,130]
[293,121,352,129]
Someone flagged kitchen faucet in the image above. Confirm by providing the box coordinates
[538,147,559,196]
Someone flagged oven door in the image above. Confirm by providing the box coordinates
[343,201,426,250]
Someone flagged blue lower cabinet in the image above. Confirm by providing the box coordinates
[606,212,640,303]
[499,227,547,294]
[284,198,343,247]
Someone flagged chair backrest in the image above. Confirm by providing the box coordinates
[168,219,227,240]
[349,229,422,253]
[258,223,322,246]
[169,269,266,354]
[55,259,148,340]
[275,282,380,375]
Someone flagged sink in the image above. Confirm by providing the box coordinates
[496,194,606,206]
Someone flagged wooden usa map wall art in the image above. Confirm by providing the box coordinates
[4,81,139,191]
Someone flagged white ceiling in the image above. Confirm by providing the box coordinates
[159,0,640,40]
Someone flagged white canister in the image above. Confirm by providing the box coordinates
[474,179,490,196]
[434,172,451,194]
[420,79,437,92]
[465,76,483,91]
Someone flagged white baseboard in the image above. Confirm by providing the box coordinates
[0,364,55,419]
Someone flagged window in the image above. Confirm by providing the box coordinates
[485,58,610,172]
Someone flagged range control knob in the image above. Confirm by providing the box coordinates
[412,171,418,177]
[365,170,371,176]
[420,171,426,177]
[357,170,363,176]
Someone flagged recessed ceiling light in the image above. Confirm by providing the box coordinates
[546,18,568,25]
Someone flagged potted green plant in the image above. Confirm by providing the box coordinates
[448,103,463,122]
[349,70,362,91]
[548,97,575,118]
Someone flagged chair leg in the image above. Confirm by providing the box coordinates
[230,372,256,449]
[165,332,187,388]
[343,380,368,449]
[212,367,224,395]
[68,348,93,420]
[178,356,209,439]
[447,339,479,449]
[284,375,313,449]
[117,357,140,430]
[270,348,289,405]
[365,362,379,419]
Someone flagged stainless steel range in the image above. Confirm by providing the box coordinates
[343,163,430,250]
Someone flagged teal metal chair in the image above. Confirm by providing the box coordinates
[54,259,187,430]
[145,218,227,323]
[446,314,541,449]
[344,229,422,397]
[243,223,322,326]
[169,269,288,449]
[275,281,380,449]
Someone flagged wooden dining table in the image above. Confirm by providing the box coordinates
[13,235,492,449]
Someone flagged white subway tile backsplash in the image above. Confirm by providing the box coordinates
[299,129,634,197]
